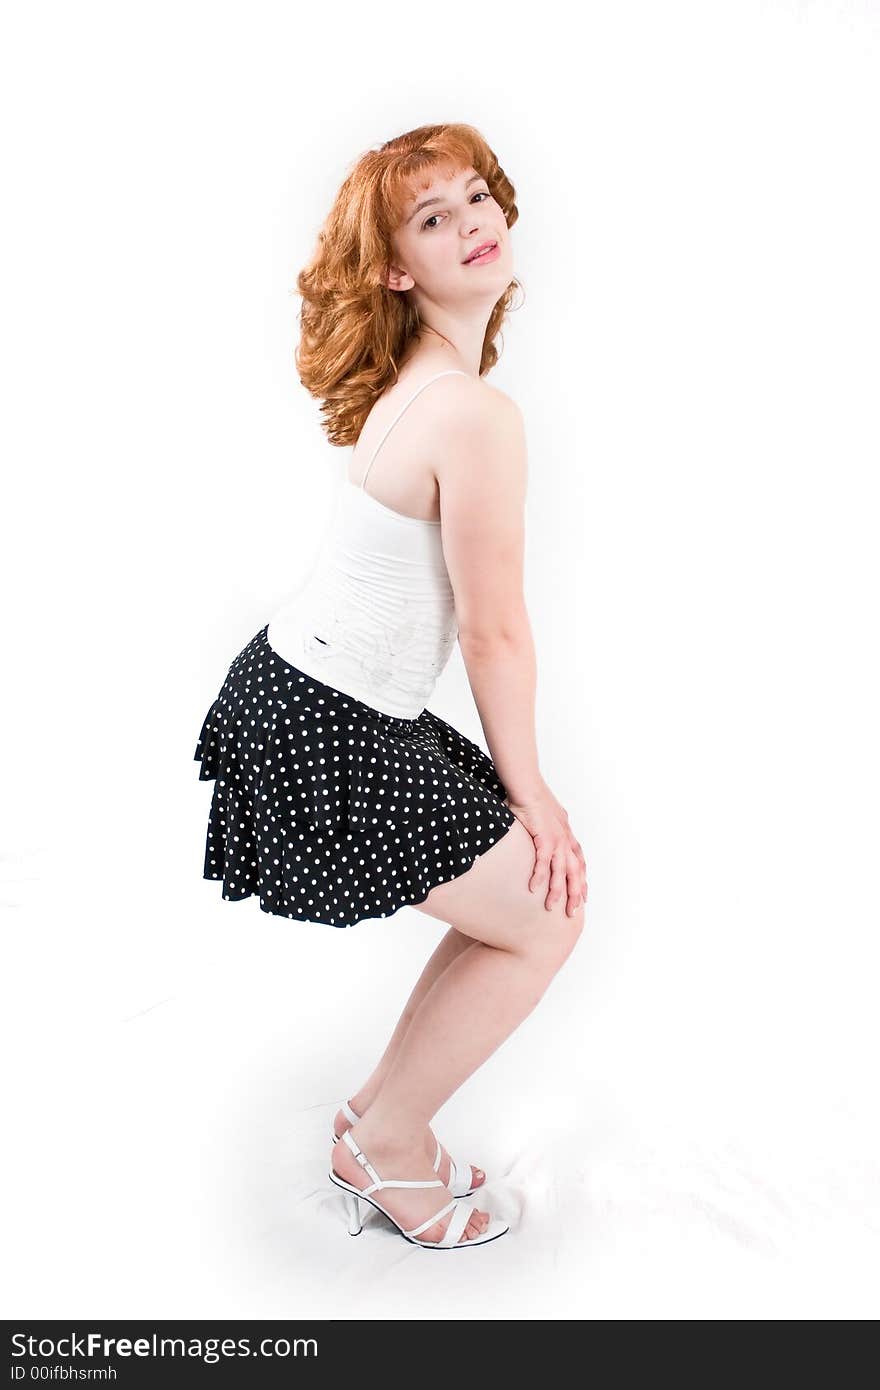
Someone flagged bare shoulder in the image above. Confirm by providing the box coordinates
[434,376,527,498]
[438,374,523,427]
[480,379,523,420]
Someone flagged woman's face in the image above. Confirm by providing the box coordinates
[388,165,512,304]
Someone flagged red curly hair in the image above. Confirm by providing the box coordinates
[294,122,521,448]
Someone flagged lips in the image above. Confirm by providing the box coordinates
[463,239,498,264]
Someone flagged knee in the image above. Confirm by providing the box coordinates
[514,899,585,971]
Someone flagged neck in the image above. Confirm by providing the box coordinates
[407,309,492,376]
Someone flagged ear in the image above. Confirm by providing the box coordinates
[384,263,415,292]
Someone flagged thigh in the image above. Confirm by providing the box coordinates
[413,817,584,955]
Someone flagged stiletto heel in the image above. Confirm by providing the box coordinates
[344,1190,363,1236]
[330,1097,484,1197]
[329,1129,509,1250]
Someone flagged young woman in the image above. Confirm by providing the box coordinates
[194,123,588,1250]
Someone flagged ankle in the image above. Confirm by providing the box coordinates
[351,1106,430,1152]
[348,1086,434,1135]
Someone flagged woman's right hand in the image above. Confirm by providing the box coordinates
[505,783,588,918]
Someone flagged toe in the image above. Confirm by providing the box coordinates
[432,1141,487,1195]
[465,1208,489,1239]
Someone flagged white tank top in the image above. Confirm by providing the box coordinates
[266,369,468,720]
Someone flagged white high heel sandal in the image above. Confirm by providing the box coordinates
[330,1098,482,1198]
[329,1129,509,1249]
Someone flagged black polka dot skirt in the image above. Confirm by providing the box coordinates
[193,623,517,927]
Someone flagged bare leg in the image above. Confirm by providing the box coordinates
[333,927,484,1187]
[331,819,585,1244]
[344,927,473,1110]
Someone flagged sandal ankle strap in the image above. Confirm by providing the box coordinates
[342,1128,447,1196]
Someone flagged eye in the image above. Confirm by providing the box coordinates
[422,189,491,231]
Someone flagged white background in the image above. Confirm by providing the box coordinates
[2,0,878,1319]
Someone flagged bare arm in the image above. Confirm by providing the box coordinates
[436,383,587,916]
[436,385,541,803]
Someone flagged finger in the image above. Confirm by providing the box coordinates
[566,858,582,916]
[545,848,567,911]
[566,831,586,868]
[566,850,586,915]
[529,834,550,894]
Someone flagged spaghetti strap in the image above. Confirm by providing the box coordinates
[359,369,470,493]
